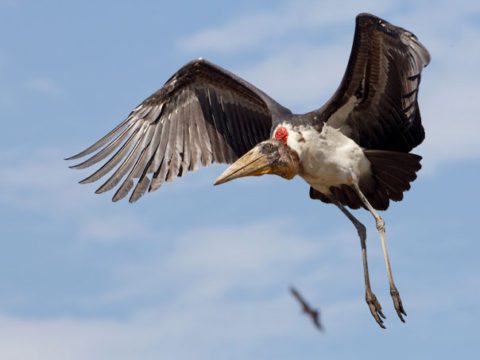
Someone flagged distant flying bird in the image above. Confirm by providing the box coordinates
[290,287,322,330]
[68,13,430,329]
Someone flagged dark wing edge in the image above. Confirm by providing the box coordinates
[315,13,430,152]
[67,59,291,203]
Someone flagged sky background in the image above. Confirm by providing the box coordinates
[1,0,479,359]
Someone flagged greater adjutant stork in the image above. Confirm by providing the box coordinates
[68,13,430,328]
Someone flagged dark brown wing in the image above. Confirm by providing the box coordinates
[67,59,291,202]
[314,13,430,152]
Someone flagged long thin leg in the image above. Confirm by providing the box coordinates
[331,198,386,328]
[352,183,407,322]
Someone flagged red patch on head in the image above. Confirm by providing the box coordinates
[274,126,288,143]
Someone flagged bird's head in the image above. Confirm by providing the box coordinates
[214,135,300,186]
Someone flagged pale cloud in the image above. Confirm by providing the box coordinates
[239,43,351,110]
[0,281,474,360]
[0,214,475,360]
[167,220,318,271]
[178,0,393,53]
[0,149,95,213]
[78,214,153,243]
[0,220,370,360]
[0,149,160,245]
[178,12,287,53]
[0,296,306,360]
[83,219,369,314]
[27,77,62,97]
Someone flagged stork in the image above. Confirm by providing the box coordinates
[68,13,430,329]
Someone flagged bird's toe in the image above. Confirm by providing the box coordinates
[390,286,407,322]
[366,291,386,329]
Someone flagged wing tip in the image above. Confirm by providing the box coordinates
[408,36,431,67]
[65,151,87,161]
[79,177,93,185]
[356,12,430,66]
[69,160,92,170]
[356,12,381,26]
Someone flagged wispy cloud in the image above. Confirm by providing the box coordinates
[239,43,351,110]
[0,296,307,360]
[90,220,347,304]
[0,149,94,214]
[0,219,369,360]
[178,0,393,53]
[1,240,476,360]
[27,77,62,97]
[78,214,154,243]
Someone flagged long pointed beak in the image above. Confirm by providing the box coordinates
[214,145,275,186]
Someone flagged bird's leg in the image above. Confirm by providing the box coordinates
[351,183,407,322]
[331,198,386,328]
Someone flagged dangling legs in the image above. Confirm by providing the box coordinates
[330,197,386,328]
[352,183,407,322]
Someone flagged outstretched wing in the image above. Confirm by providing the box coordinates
[67,59,291,202]
[315,13,430,152]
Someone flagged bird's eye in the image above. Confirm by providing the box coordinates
[262,143,275,153]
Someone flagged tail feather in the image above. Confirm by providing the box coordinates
[369,184,390,209]
[309,150,422,211]
[374,173,404,201]
[363,150,422,210]
[375,169,411,191]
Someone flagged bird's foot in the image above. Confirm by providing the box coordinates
[366,291,386,329]
[390,286,407,322]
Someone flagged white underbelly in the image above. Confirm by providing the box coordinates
[293,126,371,194]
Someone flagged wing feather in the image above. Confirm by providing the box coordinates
[186,99,202,171]
[95,124,149,195]
[69,121,136,170]
[316,13,430,152]
[78,124,142,185]
[69,59,290,202]
[65,117,131,161]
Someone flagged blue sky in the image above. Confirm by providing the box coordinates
[0,0,479,358]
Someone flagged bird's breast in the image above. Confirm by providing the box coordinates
[292,126,371,194]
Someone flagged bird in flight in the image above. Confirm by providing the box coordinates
[290,287,322,330]
[68,13,430,329]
